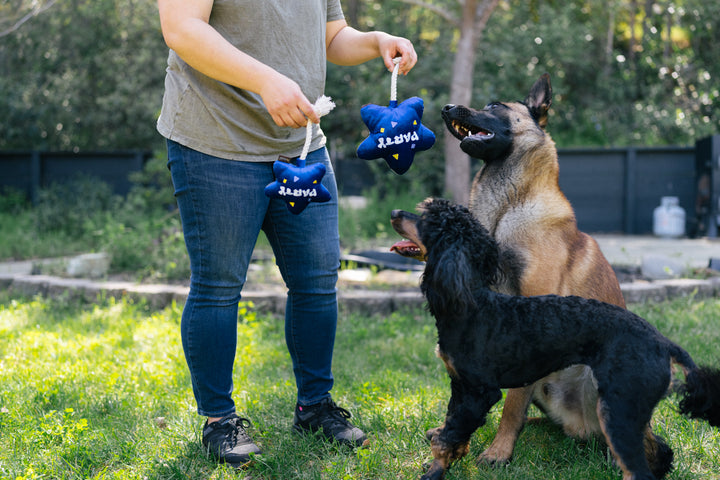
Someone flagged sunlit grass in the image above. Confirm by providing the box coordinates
[0,294,719,479]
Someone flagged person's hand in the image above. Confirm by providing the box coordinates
[378,35,417,75]
[259,73,320,128]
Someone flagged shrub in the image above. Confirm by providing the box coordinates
[339,177,429,250]
[0,186,30,214]
[34,175,118,238]
[0,151,432,280]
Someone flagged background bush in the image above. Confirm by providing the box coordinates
[0,155,417,281]
[34,175,118,237]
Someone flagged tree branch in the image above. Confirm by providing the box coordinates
[474,0,500,35]
[0,0,59,38]
[398,0,461,28]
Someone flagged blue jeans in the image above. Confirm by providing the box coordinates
[167,140,340,417]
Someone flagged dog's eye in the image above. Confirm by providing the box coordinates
[485,102,501,110]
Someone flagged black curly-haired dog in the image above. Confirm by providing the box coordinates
[391,198,720,480]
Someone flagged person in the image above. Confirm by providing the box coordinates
[156,0,418,468]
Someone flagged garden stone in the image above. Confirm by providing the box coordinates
[654,278,717,299]
[641,254,686,280]
[619,282,668,304]
[67,253,110,279]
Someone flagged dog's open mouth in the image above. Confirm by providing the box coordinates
[390,239,423,259]
[390,208,427,261]
[450,120,494,141]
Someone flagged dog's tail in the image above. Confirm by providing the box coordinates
[670,345,720,427]
[677,365,720,427]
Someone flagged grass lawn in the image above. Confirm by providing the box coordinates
[0,293,719,479]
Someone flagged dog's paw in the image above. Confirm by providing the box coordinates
[425,426,443,443]
[476,447,512,466]
[420,459,446,480]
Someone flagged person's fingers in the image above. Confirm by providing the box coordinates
[260,74,316,128]
[380,37,417,75]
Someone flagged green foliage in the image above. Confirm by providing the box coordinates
[34,175,119,236]
[99,153,190,280]
[326,0,454,195]
[0,187,29,215]
[1,0,719,269]
[471,0,720,147]
[339,177,429,250]
[97,212,190,282]
[631,295,720,363]
[0,0,168,150]
[1,0,718,158]
[2,0,718,202]
[0,294,718,479]
[327,0,719,153]
[126,152,177,214]
[0,159,190,280]
[0,159,423,280]
[0,211,87,261]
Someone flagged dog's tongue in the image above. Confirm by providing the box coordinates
[390,240,417,254]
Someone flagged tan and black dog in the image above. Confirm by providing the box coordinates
[428,74,670,475]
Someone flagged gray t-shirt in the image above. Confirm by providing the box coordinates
[157,0,345,162]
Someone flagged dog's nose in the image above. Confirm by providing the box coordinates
[442,104,456,113]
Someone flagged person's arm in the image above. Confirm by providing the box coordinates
[325,19,417,75]
[157,0,319,127]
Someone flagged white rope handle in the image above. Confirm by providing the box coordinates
[390,57,401,103]
[300,121,314,162]
[299,95,336,162]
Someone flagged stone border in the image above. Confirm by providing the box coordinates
[3,272,720,315]
[620,278,720,304]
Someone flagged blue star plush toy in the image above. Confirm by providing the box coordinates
[264,96,335,214]
[357,97,435,174]
[264,157,331,214]
[356,58,435,175]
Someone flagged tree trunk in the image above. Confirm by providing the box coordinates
[629,0,637,66]
[345,0,360,27]
[443,0,499,205]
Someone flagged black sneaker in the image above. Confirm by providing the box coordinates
[202,413,262,467]
[293,397,368,447]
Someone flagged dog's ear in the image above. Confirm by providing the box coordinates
[524,73,552,129]
[473,226,500,286]
[423,239,478,316]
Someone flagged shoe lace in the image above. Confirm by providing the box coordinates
[321,403,353,430]
[226,416,253,445]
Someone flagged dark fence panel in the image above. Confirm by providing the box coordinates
[3,137,720,235]
[557,149,628,233]
[2,151,39,201]
[334,136,720,235]
[557,146,697,234]
[0,150,152,203]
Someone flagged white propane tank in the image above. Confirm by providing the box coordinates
[653,196,686,238]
